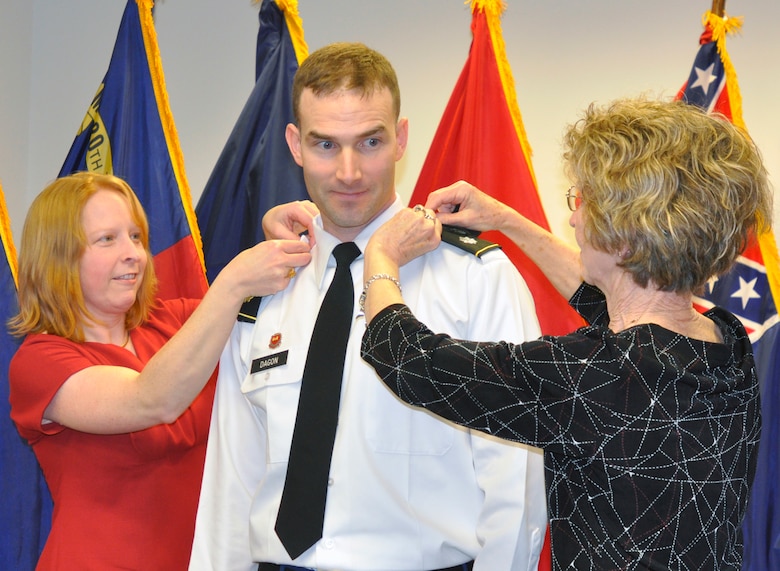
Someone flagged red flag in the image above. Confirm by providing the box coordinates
[408,0,583,338]
[675,11,780,570]
[408,1,588,567]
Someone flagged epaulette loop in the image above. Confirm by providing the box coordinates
[440,225,501,257]
[237,296,262,323]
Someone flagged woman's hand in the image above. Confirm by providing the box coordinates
[367,205,442,268]
[361,206,441,323]
[262,200,319,244]
[223,239,313,300]
[428,181,583,300]
[425,180,512,233]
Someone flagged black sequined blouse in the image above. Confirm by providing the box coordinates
[362,283,760,571]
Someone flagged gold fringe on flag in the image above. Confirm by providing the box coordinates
[275,0,309,65]
[0,181,19,286]
[468,0,538,189]
[760,228,780,316]
[704,10,745,130]
[137,0,206,272]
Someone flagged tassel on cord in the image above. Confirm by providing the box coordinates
[137,0,206,268]
[468,0,538,189]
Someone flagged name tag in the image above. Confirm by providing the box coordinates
[251,350,289,374]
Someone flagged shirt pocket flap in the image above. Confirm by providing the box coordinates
[240,344,308,463]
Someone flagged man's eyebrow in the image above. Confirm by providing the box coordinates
[358,125,387,138]
[306,125,387,141]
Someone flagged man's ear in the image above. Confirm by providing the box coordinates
[285,123,303,167]
[395,117,409,161]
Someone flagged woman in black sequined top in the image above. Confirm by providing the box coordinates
[359,98,773,570]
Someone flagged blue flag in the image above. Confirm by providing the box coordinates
[196,0,309,283]
[675,11,780,570]
[0,183,52,570]
[59,0,207,301]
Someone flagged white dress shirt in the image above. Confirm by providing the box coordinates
[189,196,547,571]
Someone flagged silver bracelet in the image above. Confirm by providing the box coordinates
[359,273,402,313]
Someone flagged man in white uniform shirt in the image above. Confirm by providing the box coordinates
[189,42,547,571]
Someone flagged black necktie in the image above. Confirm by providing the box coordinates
[275,242,361,560]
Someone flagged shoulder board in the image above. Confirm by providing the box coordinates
[237,296,262,323]
[440,224,501,257]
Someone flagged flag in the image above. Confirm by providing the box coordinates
[675,11,780,570]
[195,0,308,283]
[0,182,52,570]
[408,0,583,340]
[59,0,207,300]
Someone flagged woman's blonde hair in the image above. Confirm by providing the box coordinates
[8,172,158,341]
[564,97,773,293]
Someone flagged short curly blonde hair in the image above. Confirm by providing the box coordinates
[563,97,773,293]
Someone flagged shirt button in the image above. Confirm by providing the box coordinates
[328,477,334,486]
[323,538,335,549]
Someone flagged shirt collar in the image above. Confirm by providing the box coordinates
[309,195,404,288]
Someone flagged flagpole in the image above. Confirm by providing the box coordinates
[711,0,725,17]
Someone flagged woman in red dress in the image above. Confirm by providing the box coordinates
[8,172,312,570]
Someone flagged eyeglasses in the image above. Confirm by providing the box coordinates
[565,186,583,211]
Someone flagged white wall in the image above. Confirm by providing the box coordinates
[2,0,778,248]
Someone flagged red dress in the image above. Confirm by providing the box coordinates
[9,299,216,570]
